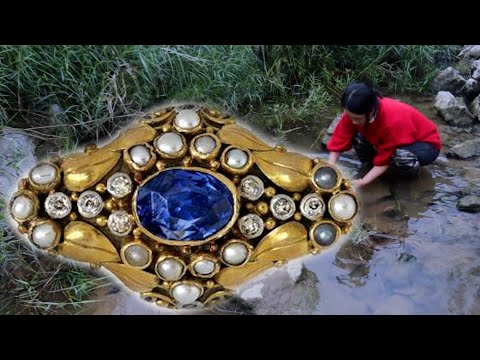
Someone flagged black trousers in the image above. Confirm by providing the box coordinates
[352,133,440,177]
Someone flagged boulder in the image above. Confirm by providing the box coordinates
[0,129,37,198]
[434,91,475,127]
[431,67,466,95]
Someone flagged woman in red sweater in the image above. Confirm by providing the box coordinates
[327,82,441,188]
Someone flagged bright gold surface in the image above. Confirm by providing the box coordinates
[217,124,273,151]
[253,150,312,192]
[62,124,156,192]
[60,221,121,264]
[251,222,309,262]
[103,262,159,293]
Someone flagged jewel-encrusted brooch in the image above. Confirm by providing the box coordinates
[8,104,359,309]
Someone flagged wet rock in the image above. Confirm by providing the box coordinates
[471,95,480,119]
[465,78,480,103]
[321,112,342,147]
[82,286,174,315]
[459,45,480,60]
[336,162,359,180]
[210,296,256,315]
[431,67,467,95]
[434,91,475,127]
[472,60,480,81]
[373,294,415,315]
[0,129,37,198]
[397,252,417,263]
[457,195,480,213]
[447,139,480,159]
[232,260,320,315]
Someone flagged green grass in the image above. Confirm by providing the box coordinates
[0,45,460,151]
[347,220,377,246]
[0,217,105,314]
[0,187,104,315]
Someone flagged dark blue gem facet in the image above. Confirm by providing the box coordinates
[135,169,234,241]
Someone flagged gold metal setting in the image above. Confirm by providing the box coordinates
[219,239,254,267]
[8,103,360,309]
[120,241,153,270]
[28,162,61,193]
[189,253,221,278]
[308,219,342,250]
[327,190,360,223]
[220,145,254,175]
[189,133,222,161]
[28,218,61,250]
[153,132,188,160]
[310,162,342,192]
[9,190,40,223]
[154,255,187,281]
[123,143,157,172]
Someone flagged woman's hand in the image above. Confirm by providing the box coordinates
[351,178,364,188]
[351,165,389,188]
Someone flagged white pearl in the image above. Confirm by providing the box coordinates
[124,245,150,267]
[11,195,33,220]
[129,145,151,166]
[156,133,183,154]
[226,149,248,169]
[157,258,184,281]
[330,194,357,221]
[174,110,200,130]
[172,284,201,305]
[222,243,248,265]
[32,223,57,248]
[195,136,216,154]
[193,260,216,275]
[30,164,57,185]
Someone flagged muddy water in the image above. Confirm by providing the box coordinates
[286,94,480,314]
[85,94,480,315]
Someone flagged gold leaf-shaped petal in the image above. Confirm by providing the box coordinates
[140,107,175,126]
[103,262,159,293]
[141,292,175,307]
[62,151,121,192]
[217,124,273,151]
[102,123,157,152]
[61,124,157,192]
[251,222,309,262]
[200,108,235,126]
[253,150,312,192]
[215,260,273,289]
[59,221,120,264]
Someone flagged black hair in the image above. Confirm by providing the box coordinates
[341,82,383,115]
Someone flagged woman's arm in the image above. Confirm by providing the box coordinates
[351,165,389,187]
[328,151,341,165]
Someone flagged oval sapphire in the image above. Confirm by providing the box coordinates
[135,168,235,242]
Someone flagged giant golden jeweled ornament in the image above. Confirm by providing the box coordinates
[8,104,359,309]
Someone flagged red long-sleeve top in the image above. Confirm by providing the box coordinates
[327,97,442,166]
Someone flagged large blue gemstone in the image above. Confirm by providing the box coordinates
[135,168,235,241]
